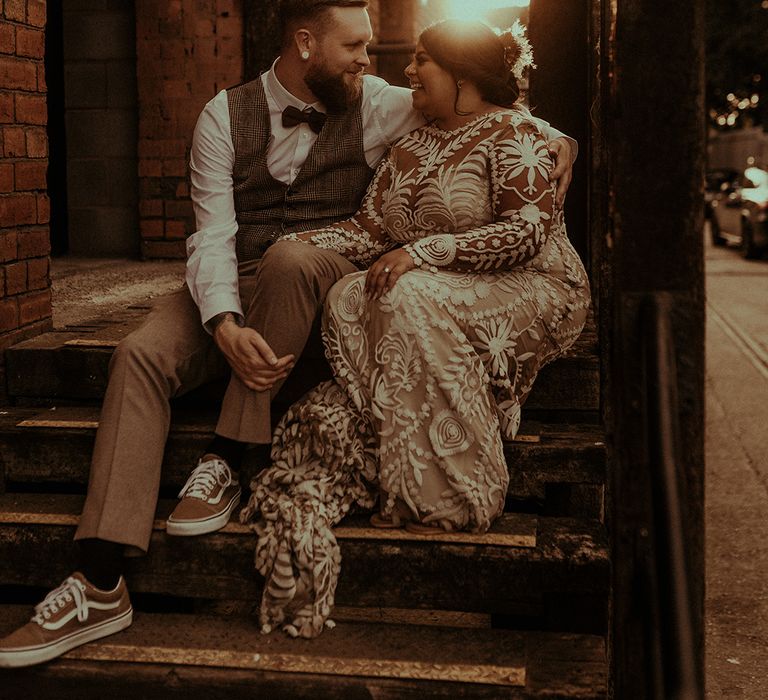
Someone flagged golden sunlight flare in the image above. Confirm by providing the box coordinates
[443,0,530,22]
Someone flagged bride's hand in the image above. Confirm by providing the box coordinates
[547,137,573,208]
[365,249,416,300]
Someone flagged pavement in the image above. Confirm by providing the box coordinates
[45,243,768,696]
[51,257,185,328]
[704,230,768,698]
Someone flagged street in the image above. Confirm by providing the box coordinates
[704,225,768,697]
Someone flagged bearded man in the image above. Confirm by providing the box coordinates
[0,0,576,667]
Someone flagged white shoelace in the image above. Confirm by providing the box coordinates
[32,576,88,625]
[178,458,232,501]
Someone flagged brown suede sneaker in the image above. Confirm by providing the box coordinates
[166,455,241,536]
[0,572,132,668]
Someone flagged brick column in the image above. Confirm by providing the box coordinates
[0,0,51,353]
[374,0,414,88]
[135,0,243,259]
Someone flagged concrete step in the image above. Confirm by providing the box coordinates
[0,605,607,698]
[0,493,609,633]
[0,406,607,520]
[4,308,600,411]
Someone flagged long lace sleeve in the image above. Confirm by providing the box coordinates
[403,119,556,272]
[282,154,397,268]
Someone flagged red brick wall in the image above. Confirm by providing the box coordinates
[0,0,51,349]
[136,0,243,259]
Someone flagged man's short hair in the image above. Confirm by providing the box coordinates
[279,0,369,46]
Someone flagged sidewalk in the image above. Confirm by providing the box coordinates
[51,257,185,328]
[705,247,768,697]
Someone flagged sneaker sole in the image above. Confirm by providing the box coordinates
[165,490,241,537]
[0,606,133,668]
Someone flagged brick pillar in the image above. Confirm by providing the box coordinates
[375,0,414,88]
[243,3,280,80]
[135,0,244,259]
[0,0,52,354]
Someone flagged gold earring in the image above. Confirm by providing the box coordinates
[301,50,310,60]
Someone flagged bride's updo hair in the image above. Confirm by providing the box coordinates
[419,19,535,112]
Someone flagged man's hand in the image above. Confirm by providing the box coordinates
[547,137,574,208]
[214,320,294,392]
[365,248,416,300]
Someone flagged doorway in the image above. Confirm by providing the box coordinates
[47,0,140,258]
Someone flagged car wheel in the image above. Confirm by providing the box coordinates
[740,219,761,259]
[709,213,726,246]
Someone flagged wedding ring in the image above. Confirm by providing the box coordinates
[384,266,390,273]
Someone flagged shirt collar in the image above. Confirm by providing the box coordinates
[265,58,326,114]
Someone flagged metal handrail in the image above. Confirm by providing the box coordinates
[641,294,702,700]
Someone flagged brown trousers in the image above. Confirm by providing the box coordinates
[74,241,357,552]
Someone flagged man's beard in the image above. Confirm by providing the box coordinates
[305,61,363,114]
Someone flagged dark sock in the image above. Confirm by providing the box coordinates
[250,443,271,466]
[205,435,247,471]
[76,538,124,591]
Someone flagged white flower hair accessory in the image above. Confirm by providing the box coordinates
[497,20,535,81]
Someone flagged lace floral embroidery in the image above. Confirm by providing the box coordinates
[242,110,592,639]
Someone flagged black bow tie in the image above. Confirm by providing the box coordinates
[281,105,327,134]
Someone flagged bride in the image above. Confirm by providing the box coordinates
[241,18,591,638]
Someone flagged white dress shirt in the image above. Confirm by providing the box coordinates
[186,61,575,328]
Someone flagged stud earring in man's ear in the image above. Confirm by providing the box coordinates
[301,51,310,60]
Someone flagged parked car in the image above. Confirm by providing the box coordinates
[706,166,768,258]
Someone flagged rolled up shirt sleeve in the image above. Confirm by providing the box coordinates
[186,90,242,330]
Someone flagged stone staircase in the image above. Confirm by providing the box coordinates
[0,303,608,698]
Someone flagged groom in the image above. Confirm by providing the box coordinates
[0,0,576,667]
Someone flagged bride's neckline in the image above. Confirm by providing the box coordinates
[425,108,512,135]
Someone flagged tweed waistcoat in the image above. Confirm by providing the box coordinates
[227,78,374,262]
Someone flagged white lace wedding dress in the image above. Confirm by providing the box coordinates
[240,108,591,638]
